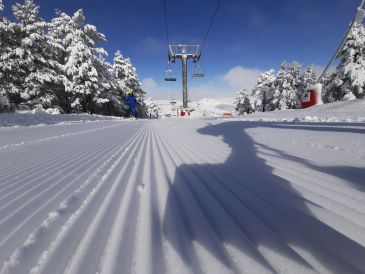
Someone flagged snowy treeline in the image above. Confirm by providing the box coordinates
[236,22,365,113]
[0,0,145,116]
[235,62,317,113]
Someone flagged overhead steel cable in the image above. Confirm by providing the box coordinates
[318,0,365,82]
[163,0,170,46]
[200,0,222,54]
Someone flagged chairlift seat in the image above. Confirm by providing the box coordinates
[165,77,177,82]
[192,73,205,78]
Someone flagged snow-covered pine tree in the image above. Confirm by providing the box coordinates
[0,1,22,108]
[272,61,302,110]
[123,57,144,97]
[252,69,276,112]
[93,54,120,115]
[112,50,146,116]
[109,50,131,116]
[298,65,317,100]
[3,0,62,108]
[145,97,160,118]
[112,50,128,113]
[0,0,12,111]
[113,51,126,86]
[235,88,252,115]
[326,22,365,101]
[46,10,73,112]
[11,0,47,104]
[63,9,107,113]
[321,72,336,103]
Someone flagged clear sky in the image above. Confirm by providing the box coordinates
[1,0,362,99]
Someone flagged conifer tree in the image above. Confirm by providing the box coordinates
[8,0,61,107]
[272,61,302,110]
[63,9,106,113]
[252,69,276,112]
[235,88,252,115]
[46,10,72,112]
[112,50,146,116]
[145,97,160,118]
[0,0,12,111]
[298,65,317,100]
[326,22,365,101]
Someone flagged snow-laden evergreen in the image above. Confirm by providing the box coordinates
[113,50,144,98]
[250,63,319,112]
[234,88,252,115]
[325,22,365,101]
[0,2,21,108]
[0,0,10,110]
[299,65,317,96]
[62,10,106,113]
[145,97,160,118]
[0,0,145,116]
[10,0,62,107]
[252,69,276,112]
[272,61,302,110]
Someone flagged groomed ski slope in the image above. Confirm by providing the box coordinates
[0,117,364,274]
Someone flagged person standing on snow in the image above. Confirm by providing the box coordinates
[125,89,138,118]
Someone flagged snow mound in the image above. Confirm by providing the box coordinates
[235,99,365,123]
[0,112,123,127]
[194,98,235,117]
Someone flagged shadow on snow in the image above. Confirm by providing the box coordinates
[163,121,365,274]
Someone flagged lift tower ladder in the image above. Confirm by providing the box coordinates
[168,45,201,108]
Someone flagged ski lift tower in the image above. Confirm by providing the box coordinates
[168,44,201,108]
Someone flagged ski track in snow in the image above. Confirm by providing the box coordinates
[0,119,365,274]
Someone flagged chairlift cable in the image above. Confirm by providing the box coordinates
[163,0,170,46]
[200,0,222,54]
[318,0,365,82]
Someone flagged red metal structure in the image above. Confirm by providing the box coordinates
[301,84,323,109]
[301,89,317,108]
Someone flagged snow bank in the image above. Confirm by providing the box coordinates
[0,112,123,127]
[234,99,365,123]
[193,97,235,117]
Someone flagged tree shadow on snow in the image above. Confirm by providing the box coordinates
[163,121,365,274]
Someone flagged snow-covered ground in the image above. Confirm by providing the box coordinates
[0,101,365,273]
[236,99,365,123]
[0,111,122,128]
[156,97,235,118]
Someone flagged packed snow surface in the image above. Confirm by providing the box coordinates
[0,112,122,127]
[237,99,365,123]
[0,101,365,273]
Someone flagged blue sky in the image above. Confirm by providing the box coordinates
[1,0,362,99]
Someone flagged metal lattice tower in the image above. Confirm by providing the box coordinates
[168,45,201,108]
